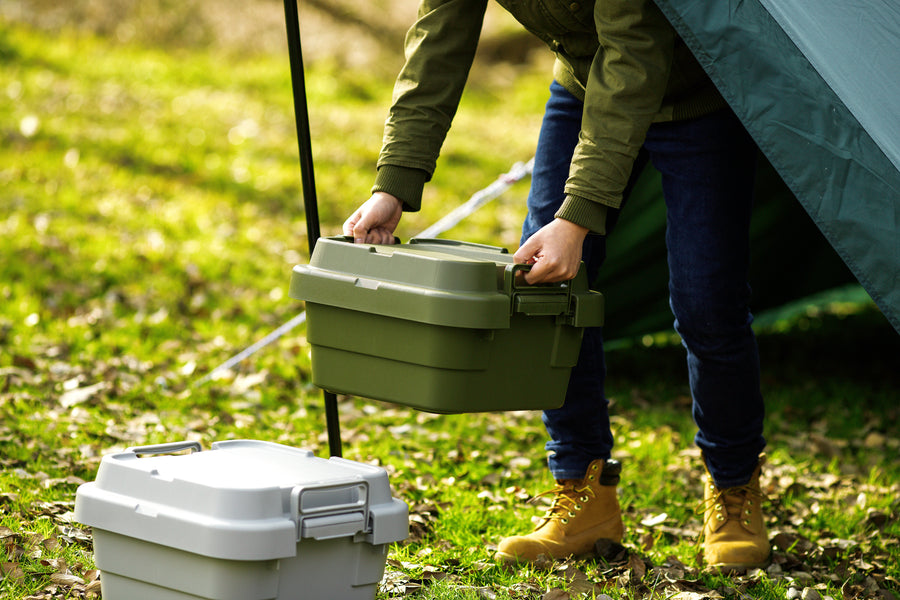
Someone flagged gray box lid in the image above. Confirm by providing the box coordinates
[74,440,408,561]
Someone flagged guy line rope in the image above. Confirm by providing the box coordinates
[194,157,534,386]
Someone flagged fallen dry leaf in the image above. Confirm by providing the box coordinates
[628,554,647,579]
[640,512,668,527]
[59,381,107,408]
[49,572,84,586]
[669,593,713,600]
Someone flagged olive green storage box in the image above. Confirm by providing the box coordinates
[290,237,604,413]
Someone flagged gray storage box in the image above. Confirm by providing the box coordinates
[74,440,408,600]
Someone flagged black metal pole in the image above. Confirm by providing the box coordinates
[283,0,342,458]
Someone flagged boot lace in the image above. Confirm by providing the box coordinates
[697,481,767,535]
[530,481,596,525]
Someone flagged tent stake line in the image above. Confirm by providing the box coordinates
[193,159,533,387]
[192,157,534,454]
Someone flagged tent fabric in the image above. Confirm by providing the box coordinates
[756,0,900,175]
[596,157,858,341]
[649,0,900,334]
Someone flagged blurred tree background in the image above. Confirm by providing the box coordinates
[1,2,897,598]
[0,0,547,77]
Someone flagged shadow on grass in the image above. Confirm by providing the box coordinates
[603,305,900,458]
[607,306,899,399]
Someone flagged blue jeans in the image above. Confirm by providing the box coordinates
[522,81,765,488]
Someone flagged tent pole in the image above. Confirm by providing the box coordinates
[282,0,342,458]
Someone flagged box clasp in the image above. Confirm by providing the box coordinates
[504,264,572,319]
[290,480,370,541]
[503,264,604,328]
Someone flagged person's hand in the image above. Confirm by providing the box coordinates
[513,218,589,284]
[342,192,403,244]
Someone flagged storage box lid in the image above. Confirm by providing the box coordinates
[290,237,603,329]
[74,441,408,560]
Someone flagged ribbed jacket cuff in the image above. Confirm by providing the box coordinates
[555,195,609,235]
[372,165,429,212]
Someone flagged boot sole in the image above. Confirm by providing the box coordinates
[495,550,552,566]
[705,560,770,573]
[494,549,599,566]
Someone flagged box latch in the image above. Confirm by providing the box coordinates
[299,512,367,540]
[504,264,572,319]
[503,263,603,327]
[290,481,370,541]
[513,293,570,316]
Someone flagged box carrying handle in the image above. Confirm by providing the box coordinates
[125,441,203,456]
[290,481,370,541]
[503,264,573,320]
[328,234,403,245]
[408,237,509,254]
[502,264,604,327]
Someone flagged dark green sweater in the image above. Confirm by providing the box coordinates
[373,0,725,234]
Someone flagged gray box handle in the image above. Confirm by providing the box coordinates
[299,512,367,541]
[290,481,370,541]
[125,441,203,456]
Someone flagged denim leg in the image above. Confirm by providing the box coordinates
[522,81,613,480]
[645,109,766,487]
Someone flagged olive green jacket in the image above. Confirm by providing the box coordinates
[372,0,725,234]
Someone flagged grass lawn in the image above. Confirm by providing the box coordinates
[1,19,898,600]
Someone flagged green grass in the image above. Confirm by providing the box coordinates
[1,19,898,600]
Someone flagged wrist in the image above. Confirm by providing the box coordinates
[555,195,609,235]
[372,191,403,208]
[373,165,428,211]
[562,218,589,233]
[556,217,590,238]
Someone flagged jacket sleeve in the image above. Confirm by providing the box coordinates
[374,0,489,211]
[555,0,675,233]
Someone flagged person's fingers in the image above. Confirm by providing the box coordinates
[515,218,587,283]
[351,218,372,244]
[514,236,549,284]
[513,236,539,265]
[343,194,403,244]
[517,247,580,284]
[349,208,385,244]
[343,216,397,245]
[525,254,567,284]
[368,227,397,245]
[342,211,362,238]
[514,235,563,284]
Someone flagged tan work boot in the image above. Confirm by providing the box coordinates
[700,453,771,571]
[495,458,624,564]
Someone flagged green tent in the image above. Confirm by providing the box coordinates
[597,0,900,341]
